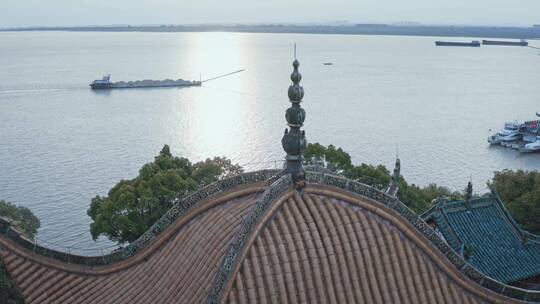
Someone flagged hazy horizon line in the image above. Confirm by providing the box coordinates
[2,21,539,30]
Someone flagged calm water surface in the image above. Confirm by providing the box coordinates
[1,32,539,253]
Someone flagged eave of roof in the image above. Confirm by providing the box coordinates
[1,170,540,303]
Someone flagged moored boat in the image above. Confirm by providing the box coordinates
[488,115,540,153]
[519,136,540,152]
[488,122,521,144]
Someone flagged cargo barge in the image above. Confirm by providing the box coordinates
[90,69,244,90]
[89,75,201,90]
[435,40,481,47]
[482,39,528,46]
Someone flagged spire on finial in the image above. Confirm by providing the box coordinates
[465,179,473,202]
[282,44,307,185]
[386,154,401,197]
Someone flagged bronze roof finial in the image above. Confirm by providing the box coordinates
[282,43,307,183]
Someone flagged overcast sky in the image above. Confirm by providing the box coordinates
[2,0,539,28]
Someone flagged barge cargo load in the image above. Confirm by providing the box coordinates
[90,75,201,90]
[89,69,244,90]
[435,40,481,47]
[482,39,528,46]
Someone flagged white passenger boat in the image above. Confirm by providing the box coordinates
[519,136,540,153]
[487,122,521,144]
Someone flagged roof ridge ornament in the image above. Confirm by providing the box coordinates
[386,155,401,197]
[465,179,473,208]
[282,43,307,186]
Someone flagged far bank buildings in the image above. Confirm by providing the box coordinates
[0,55,540,303]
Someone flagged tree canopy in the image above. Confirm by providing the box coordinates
[491,169,540,235]
[0,200,40,240]
[303,143,463,213]
[89,142,540,245]
[87,145,243,244]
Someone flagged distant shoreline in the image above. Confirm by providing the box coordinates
[2,24,540,39]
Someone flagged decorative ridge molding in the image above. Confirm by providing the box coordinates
[0,169,281,266]
[491,192,528,240]
[434,206,465,253]
[303,170,540,303]
[208,173,293,304]
[490,189,540,243]
[437,196,495,211]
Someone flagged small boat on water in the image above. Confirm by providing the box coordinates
[488,122,521,144]
[435,40,481,47]
[519,136,540,152]
[488,115,540,153]
[323,62,333,65]
[90,75,113,89]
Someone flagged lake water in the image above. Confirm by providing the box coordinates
[1,31,539,253]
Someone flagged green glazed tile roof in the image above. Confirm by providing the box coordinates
[422,196,540,284]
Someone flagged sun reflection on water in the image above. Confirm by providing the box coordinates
[169,32,261,164]
[181,32,245,80]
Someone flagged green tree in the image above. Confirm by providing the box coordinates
[192,157,244,186]
[491,169,540,235]
[303,143,463,213]
[345,164,391,190]
[0,200,40,239]
[304,143,352,172]
[398,182,462,213]
[88,145,243,244]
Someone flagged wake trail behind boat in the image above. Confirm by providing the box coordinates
[0,87,84,95]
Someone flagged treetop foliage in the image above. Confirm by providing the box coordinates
[88,145,243,244]
[88,143,539,245]
[0,200,40,240]
[491,169,540,235]
[303,143,463,213]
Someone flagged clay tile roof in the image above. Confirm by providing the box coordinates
[226,190,477,304]
[1,171,540,303]
[0,174,275,304]
[422,195,540,284]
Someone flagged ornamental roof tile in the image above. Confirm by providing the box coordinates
[1,172,540,303]
[422,195,540,284]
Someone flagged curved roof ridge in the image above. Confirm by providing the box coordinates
[299,170,540,302]
[0,185,265,277]
[208,173,293,304]
[490,190,529,239]
[488,189,540,244]
[0,169,280,267]
[524,231,540,245]
[1,187,265,303]
[441,196,495,211]
[437,205,465,252]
